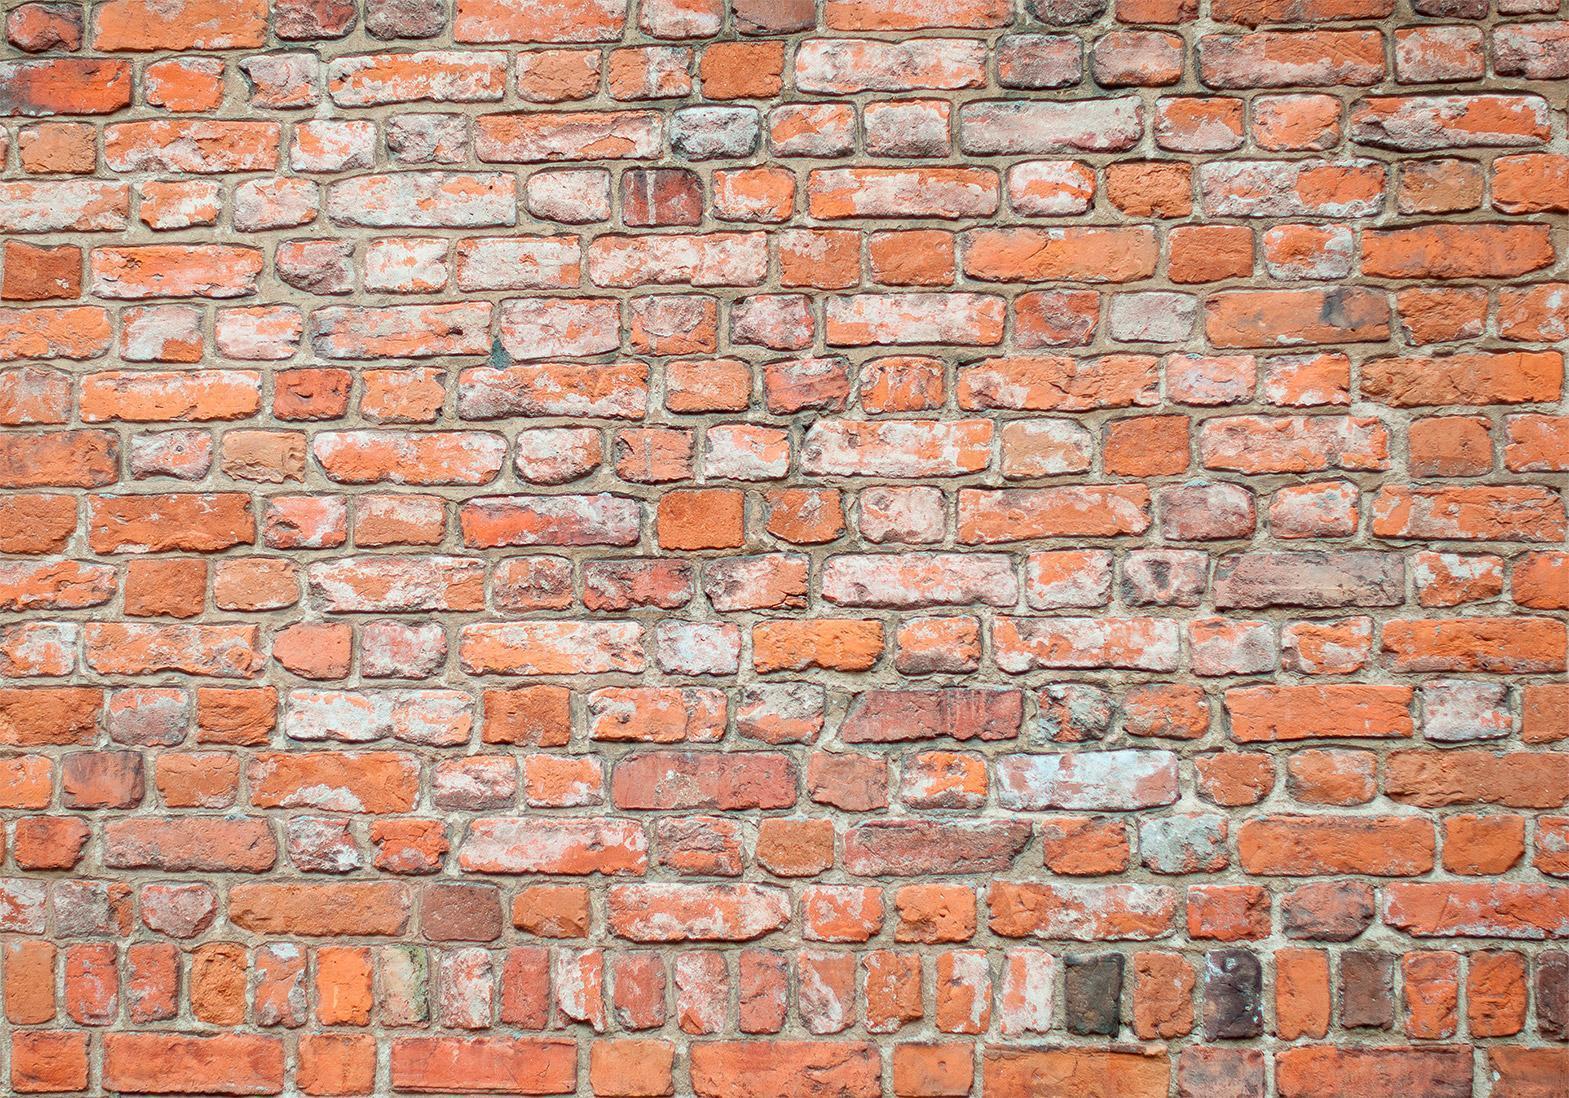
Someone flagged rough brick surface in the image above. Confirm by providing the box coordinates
[0,0,1566,1094]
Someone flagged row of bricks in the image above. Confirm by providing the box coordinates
[3,614,1569,689]
[5,517,1567,584]
[12,31,1564,120]
[7,434,1567,514]
[6,797,1569,878]
[0,654,1564,738]
[5,547,1567,624]
[3,213,1565,287]
[3,0,1565,45]
[7,351,1569,418]
[9,483,1569,545]
[5,29,1569,126]
[9,414,1569,476]
[4,479,1569,550]
[2,675,1564,743]
[0,610,1564,674]
[0,677,1562,756]
[5,415,1567,488]
[0,93,1564,172]
[7,680,1566,746]
[2,296,1568,375]
[9,355,1567,419]
[10,871,1569,940]
[8,936,1569,1042]
[4,290,1565,364]
[2,165,1569,249]
[6,1033,1568,1098]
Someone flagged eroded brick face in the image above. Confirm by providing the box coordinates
[1,0,1567,1094]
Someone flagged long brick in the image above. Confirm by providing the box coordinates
[104,1034,284,1096]
[389,1037,577,1094]
[989,882,1180,941]
[1227,685,1415,741]
[1237,816,1435,875]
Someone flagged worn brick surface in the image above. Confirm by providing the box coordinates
[1,0,1567,1094]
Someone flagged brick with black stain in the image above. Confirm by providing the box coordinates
[1064,953,1123,1035]
[1203,949,1262,1039]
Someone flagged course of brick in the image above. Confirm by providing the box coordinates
[1,0,1568,1094]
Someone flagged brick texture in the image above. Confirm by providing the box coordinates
[1,0,1568,1094]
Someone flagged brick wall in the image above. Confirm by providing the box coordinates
[1,0,1568,1094]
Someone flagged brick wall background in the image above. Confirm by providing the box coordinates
[1,0,1568,1094]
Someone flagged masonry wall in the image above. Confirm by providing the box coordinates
[1,0,1568,1094]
